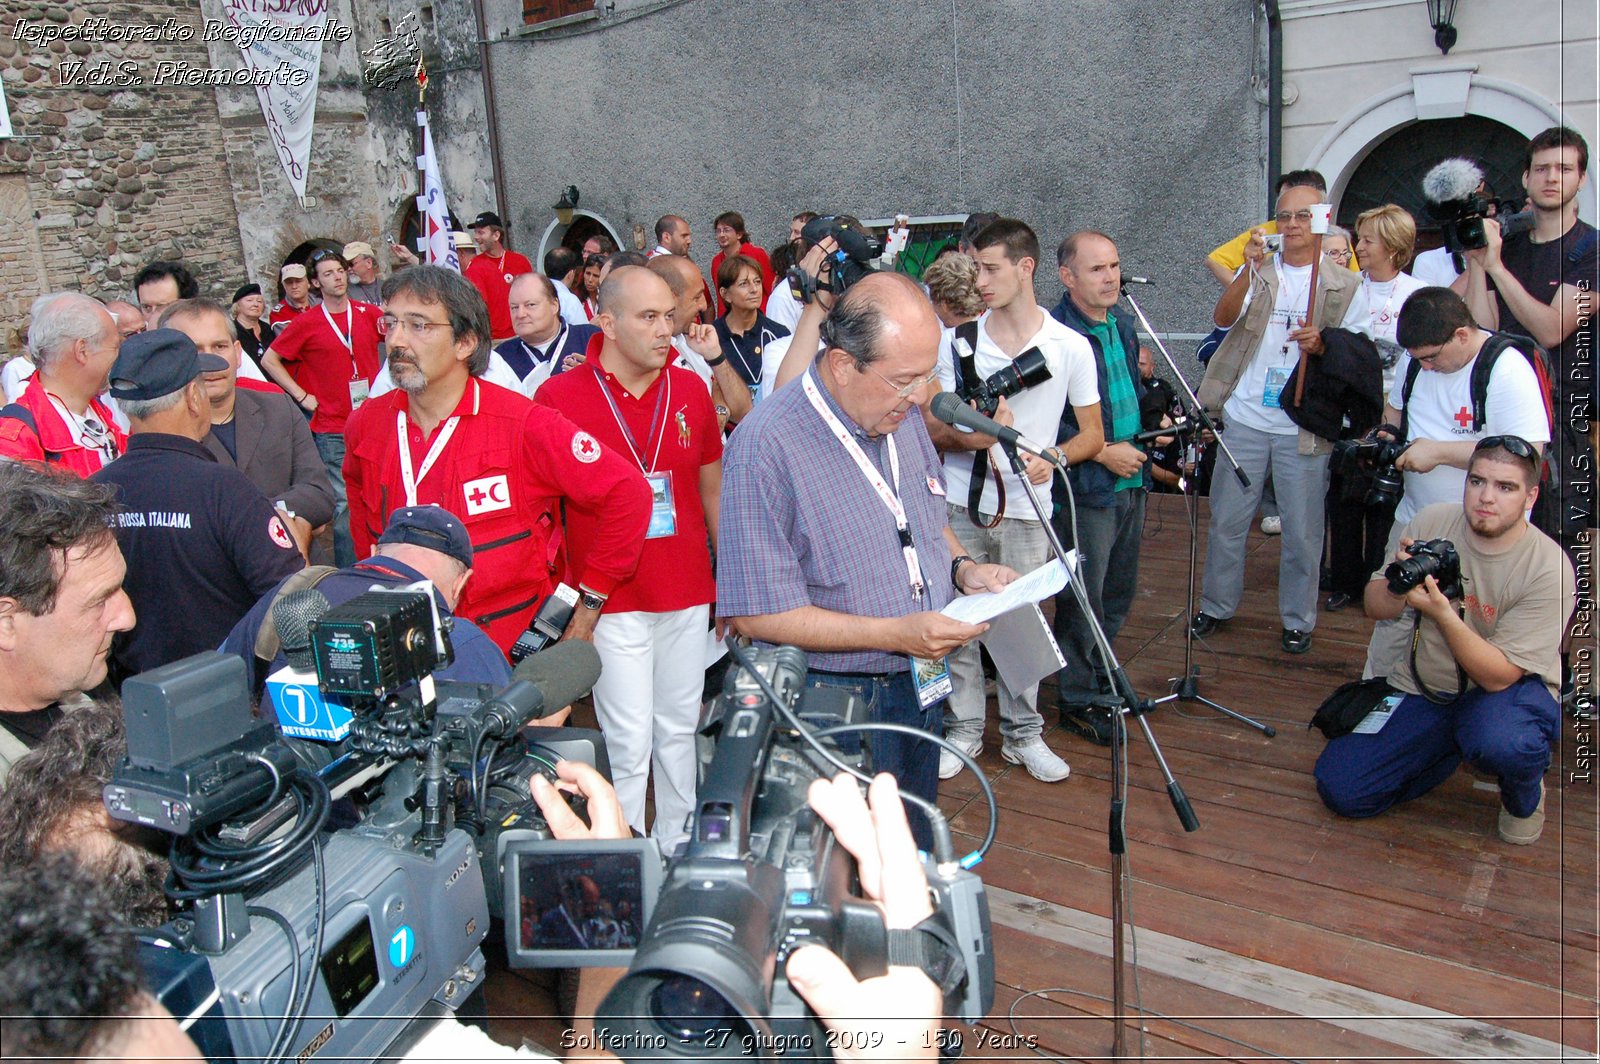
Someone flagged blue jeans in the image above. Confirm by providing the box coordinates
[313,431,355,567]
[1314,677,1558,819]
[805,669,942,851]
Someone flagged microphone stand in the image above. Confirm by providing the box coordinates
[1119,285,1274,737]
[997,439,1198,1060]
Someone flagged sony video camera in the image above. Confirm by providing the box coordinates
[1385,538,1464,600]
[1333,432,1407,510]
[589,646,995,1062]
[1423,158,1534,253]
[106,586,607,1062]
[787,215,883,305]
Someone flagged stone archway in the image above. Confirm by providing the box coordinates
[535,210,623,266]
[1306,69,1596,224]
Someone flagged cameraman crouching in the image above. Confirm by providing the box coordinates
[1315,436,1575,844]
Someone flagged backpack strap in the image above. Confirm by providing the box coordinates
[1397,357,1423,443]
[252,565,342,662]
[1467,333,1554,434]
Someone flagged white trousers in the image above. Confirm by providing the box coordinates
[590,604,710,848]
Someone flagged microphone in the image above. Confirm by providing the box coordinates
[481,640,604,738]
[1422,157,1484,205]
[1122,275,1155,285]
[265,588,353,742]
[930,391,1064,468]
[274,588,330,671]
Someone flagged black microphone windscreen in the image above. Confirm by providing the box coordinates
[510,639,602,712]
[930,390,970,426]
[273,587,331,671]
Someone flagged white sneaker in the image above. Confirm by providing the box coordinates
[939,736,982,780]
[1001,739,1071,782]
[1260,515,1282,535]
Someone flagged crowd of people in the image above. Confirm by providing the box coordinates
[0,122,1592,1056]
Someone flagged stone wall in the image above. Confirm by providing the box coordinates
[0,0,248,338]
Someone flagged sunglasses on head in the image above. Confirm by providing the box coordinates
[1473,434,1538,459]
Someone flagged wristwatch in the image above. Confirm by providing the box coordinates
[950,555,975,586]
[579,589,607,612]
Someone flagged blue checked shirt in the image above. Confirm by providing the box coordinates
[717,365,956,674]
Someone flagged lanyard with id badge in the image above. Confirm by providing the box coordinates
[1263,258,1308,411]
[801,373,952,709]
[323,304,368,410]
[593,365,677,539]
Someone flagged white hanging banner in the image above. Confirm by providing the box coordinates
[220,0,327,207]
[416,111,460,272]
[0,78,13,139]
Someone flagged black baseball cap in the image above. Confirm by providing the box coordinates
[378,505,473,568]
[469,211,504,230]
[107,329,229,401]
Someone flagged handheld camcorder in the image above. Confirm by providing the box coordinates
[1385,538,1463,600]
[587,645,995,1062]
[1333,433,1407,510]
[1423,158,1534,253]
[786,215,882,305]
[956,345,1052,418]
[105,584,607,1063]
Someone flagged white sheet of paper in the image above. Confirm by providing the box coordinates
[940,554,1074,625]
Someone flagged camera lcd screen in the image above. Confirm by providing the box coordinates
[500,836,662,969]
[320,916,380,1017]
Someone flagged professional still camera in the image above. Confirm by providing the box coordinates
[1333,433,1407,510]
[1385,538,1464,600]
[1422,157,1534,253]
[571,645,995,1062]
[104,585,606,1063]
[787,215,883,304]
[956,345,1052,418]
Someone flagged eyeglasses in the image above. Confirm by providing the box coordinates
[1274,209,1315,225]
[308,250,345,268]
[863,362,940,399]
[381,315,453,338]
[1327,249,1352,263]
[1474,434,1538,459]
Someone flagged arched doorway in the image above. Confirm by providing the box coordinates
[536,210,624,266]
[1339,116,1528,251]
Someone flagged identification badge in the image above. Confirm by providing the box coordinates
[1352,693,1403,735]
[1262,365,1289,409]
[349,377,370,409]
[911,655,953,709]
[645,471,677,539]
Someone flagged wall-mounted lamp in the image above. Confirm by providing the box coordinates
[553,185,580,226]
[1426,0,1459,54]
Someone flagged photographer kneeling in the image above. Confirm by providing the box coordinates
[1314,436,1575,844]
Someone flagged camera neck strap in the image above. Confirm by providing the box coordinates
[802,371,926,602]
[953,322,1004,528]
[1408,609,1469,705]
[886,911,967,1000]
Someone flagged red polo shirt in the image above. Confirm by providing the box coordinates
[267,300,383,434]
[343,376,651,651]
[464,251,533,339]
[535,342,720,615]
[269,300,315,327]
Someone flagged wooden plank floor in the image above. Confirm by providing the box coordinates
[485,492,1599,1061]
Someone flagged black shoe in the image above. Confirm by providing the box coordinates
[1281,628,1312,654]
[1324,592,1353,612]
[1060,704,1114,747]
[1190,612,1222,638]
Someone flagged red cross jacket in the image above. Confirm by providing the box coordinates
[343,377,650,651]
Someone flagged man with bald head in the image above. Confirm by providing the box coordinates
[717,272,1018,845]
[0,293,125,474]
[536,266,722,847]
[647,254,751,427]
